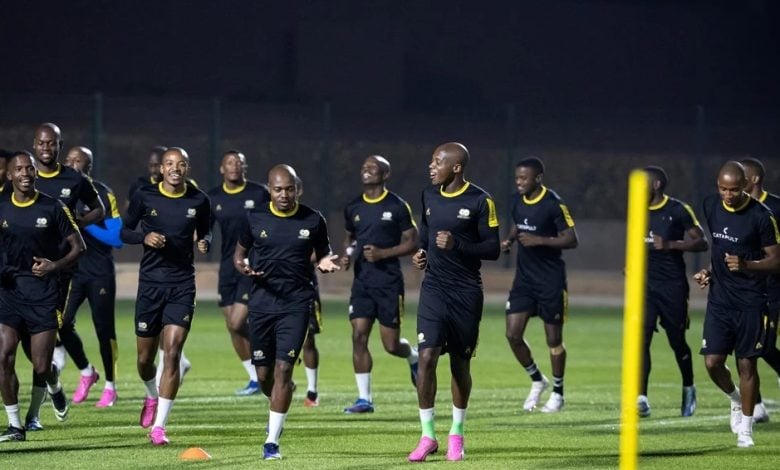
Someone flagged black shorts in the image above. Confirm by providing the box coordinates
[64,276,116,326]
[505,276,567,325]
[135,283,196,337]
[349,280,404,329]
[0,293,59,334]
[248,308,310,367]
[217,275,252,307]
[308,295,322,335]
[645,279,689,332]
[417,281,483,359]
[700,303,773,359]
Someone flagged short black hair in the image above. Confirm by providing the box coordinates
[516,156,544,175]
[644,165,668,192]
[740,157,765,181]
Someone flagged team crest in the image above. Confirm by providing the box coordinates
[60,188,71,198]
[418,332,426,344]
[35,217,48,228]
[259,229,268,238]
[381,211,393,221]
[457,208,471,219]
[298,229,310,239]
[215,204,222,211]
[253,350,265,360]
[244,200,255,209]
[138,322,148,332]
[150,209,158,217]
[354,214,360,223]
[186,208,197,218]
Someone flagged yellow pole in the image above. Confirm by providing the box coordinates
[619,170,649,470]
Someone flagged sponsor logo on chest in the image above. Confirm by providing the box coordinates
[712,226,739,243]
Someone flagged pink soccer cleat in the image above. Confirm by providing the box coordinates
[139,397,158,428]
[148,426,169,446]
[407,436,439,462]
[72,368,100,404]
[95,389,117,408]
[446,434,465,461]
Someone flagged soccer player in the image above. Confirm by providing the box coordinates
[127,145,193,386]
[694,161,780,448]
[28,123,104,428]
[121,147,211,445]
[500,157,578,414]
[0,151,85,442]
[638,166,708,418]
[740,157,780,423]
[233,165,339,460]
[409,143,500,462]
[341,155,419,414]
[63,147,123,408]
[207,150,269,395]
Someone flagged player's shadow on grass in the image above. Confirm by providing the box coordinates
[0,442,138,454]
[640,446,729,458]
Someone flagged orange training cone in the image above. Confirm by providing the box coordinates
[179,447,212,461]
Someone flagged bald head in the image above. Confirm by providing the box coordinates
[32,122,63,167]
[718,161,746,185]
[65,146,93,175]
[434,142,470,169]
[268,164,299,212]
[717,161,748,208]
[367,155,390,174]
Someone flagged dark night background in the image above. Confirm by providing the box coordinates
[1,1,779,269]
[2,1,779,110]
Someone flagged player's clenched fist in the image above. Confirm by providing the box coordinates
[435,230,454,250]
[412,249,427,270]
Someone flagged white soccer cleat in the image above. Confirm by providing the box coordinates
[737,430,754,448]
[541,392,564,413]
[523,376,549,411]
[637,395,651,418]
[730,402,742,434]
[754,402,770,423]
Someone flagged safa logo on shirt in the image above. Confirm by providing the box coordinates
[35,217,48,228]
[59,188,71,198]
[186,208,197,218]
[244,200,255,209]
[298,229,310,239]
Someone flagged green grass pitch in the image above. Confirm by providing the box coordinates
[3,300,779,469]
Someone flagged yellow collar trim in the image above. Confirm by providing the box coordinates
[649,195,669,211]
[759,190,768,203]
[363,189,389,204]
[269,201,299,217]
[523,186,547,205]
[223,182,246,195]
[158,182,186,198]
[12,191,39,208]
[722,195,751,213]
[440,181,470,198]
[38,163,61,179]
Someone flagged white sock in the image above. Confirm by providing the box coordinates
[265,411,287,444]
[153,397,173,428]
[52,345,66,372]
[242,359,258,381]
[144,378,159,399]
[155,349,164,387]
[180,352,191,371]
[452,405,467,423]
[740,413,753,434]
[400,338,419,364]
[80,364,94,377]
[419,407,434,421]
[5,404,21,429]
[305,367,318,393]
[26,386,46,419]
[355,373,372,402]
[104,381,115,391]
[727,386,741,403]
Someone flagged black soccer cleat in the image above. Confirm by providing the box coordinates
[0,425,26,442]
[50,389,70,422]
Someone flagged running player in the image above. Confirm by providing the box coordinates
[127,145,193,387]
[0,151,85,442]
[694,161,780,447]
[121,147,211,445]
[409,143,500,462]
[638,166,708,417]
[207,150,269,395]
[63,147,123,408]
[341,155,419,414]
[740,157,780,423]
[28,123,104,428]
[500,157,578,414]
[233,164,339,460]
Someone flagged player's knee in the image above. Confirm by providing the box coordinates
[703,355,725,371]
[505,331,526,346]
[549,344,565,356]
